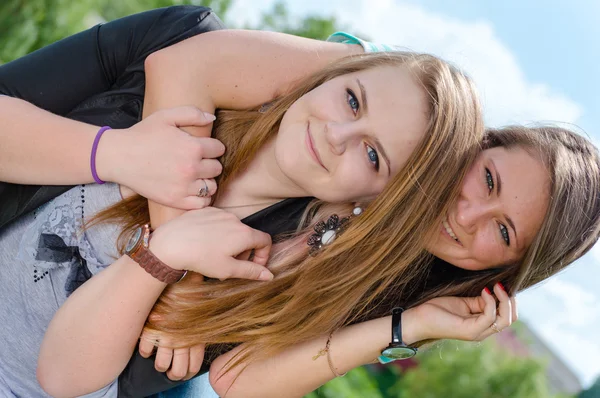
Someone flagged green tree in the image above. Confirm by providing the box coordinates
[0,0,233,63]
[305,366,385,398]
[579,377,600,398]
[254,1,341,40]
[393,340,567,398]
[306,340,571,398]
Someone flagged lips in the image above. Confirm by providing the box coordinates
[306,121,327,171]
[442,216,462,246]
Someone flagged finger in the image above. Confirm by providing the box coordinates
[197,158,223,179]
[494,283,512,330]
[177,196,212,211]
[154,346,174,373]
[184,344,206,381]
[460,295,487,315]
[139,336,157,358]
[236,249,253,262]
[160,106,216,128]
[167,348,190,381]
[244,229,272,266]
[473,288,497,332]
[190,178,218,198]
[196,137,226,159]
[223,258,273,281]
[511,296,519,321]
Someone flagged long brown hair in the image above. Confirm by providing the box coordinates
[92,52,484,367]
[385,125,600,315]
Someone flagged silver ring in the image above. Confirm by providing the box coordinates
[197,179,210,198]
[490,322,501,333]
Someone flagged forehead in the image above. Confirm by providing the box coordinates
[481,146,551,252]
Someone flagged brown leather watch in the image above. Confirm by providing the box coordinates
[125,224,187,284]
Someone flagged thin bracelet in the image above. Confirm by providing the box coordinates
[90,126,112,184]
[312,332,347,378]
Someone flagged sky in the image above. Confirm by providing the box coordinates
[225,0,600,387]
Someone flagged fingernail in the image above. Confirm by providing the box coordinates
[498,282,506,292]
[259,270,274,281]
[203,112,216,122]
[484,287,491,295]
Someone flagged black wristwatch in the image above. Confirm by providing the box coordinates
[378,307,418,364]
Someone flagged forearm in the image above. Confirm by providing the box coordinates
[37,255,167,398]
[210,309,421,398]
[0,96,126,185]
[144,29,364,116]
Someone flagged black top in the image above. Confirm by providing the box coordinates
[0,6,486,397]
[0,6,226,231]
[120,196,313,397]
[0,6,235,397]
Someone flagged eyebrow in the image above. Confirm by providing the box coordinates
[494,161,519,249]
[357,78,391,176]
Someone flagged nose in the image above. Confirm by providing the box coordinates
[455,197,498,233]
[324,121,361,156]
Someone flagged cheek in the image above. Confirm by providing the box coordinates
[471,230,503,264]
[335,159,382,196]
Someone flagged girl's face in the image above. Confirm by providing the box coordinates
[426,146,551,270]
[273,65,429,203]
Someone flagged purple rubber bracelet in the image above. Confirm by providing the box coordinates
[90,126,112,184]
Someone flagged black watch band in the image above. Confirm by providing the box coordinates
[391,307,404,344]
[378,307,417,363]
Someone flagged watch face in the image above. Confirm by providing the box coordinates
[381,345,417,360]
[125,227,143,253]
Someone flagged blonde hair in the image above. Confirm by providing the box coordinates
[92,52,484,368]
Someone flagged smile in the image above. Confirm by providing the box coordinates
[442,216,462,245]
[306,121,327,171]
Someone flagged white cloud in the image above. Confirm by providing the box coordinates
[520,279,600,386]
[228,0,594,384]
[228,0,583,127]
[590,241,600,264]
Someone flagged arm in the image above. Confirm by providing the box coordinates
[0,6,225,227]
[37,255,167,397]
[38,207,273,398]
[143,29,365,226]
[209,285,515,398]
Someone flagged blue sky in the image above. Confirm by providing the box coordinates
[226,0,600,387]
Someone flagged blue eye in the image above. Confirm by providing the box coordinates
[347,89,359,115]
[499,223,510,246]
[485,168,494,192]
[366,144,380,171]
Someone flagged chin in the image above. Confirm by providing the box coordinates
[450,261,488,271]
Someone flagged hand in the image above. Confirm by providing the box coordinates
[411,283,518,342]
[97,106,224,210]
[139,330,205,381]
[149,207,274,281]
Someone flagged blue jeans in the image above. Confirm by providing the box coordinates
[152,374,219,398]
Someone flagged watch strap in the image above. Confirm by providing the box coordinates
[391,307,404,344]
[130,247,187,284]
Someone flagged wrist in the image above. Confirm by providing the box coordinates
[398,307,423,345]
[94,127,122,184]
[146,231,185,272]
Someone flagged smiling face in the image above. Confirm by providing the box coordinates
[273,65,429,203]
[426,146,551,270]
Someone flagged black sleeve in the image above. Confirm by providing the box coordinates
[0,6,225,231]
[0,5,224,114]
